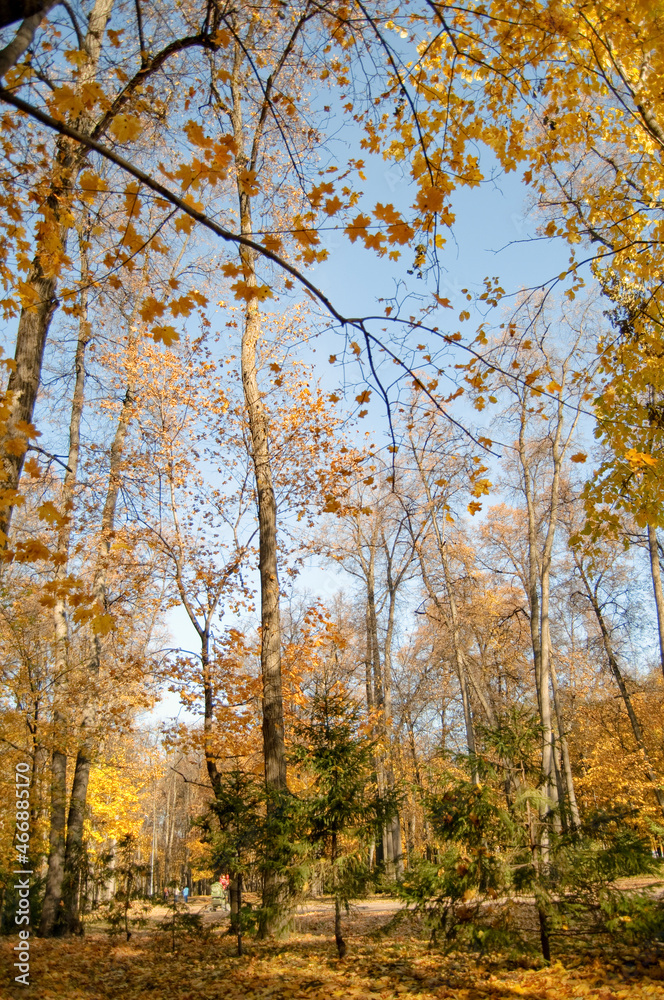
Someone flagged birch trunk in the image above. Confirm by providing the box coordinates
[39,226,92,937]
[61,379,135,930]
[647,524,664,681]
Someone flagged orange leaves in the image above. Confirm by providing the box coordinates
[230,281,274,303]
[184,119,212,149]
[140,296,166,323]
[262,233,283,255]
[37,501,67,527]
[345,205,413,256]
[374,202,414,245]
[292,219,320,248]
[140,290,207,331]
[324,195,343,216]
[79,170,109,204]
[23,456,42,478]
[309,180,335,208]
[416,185,445,214]
[4,436,28,456]
[51,85,85,118]
[151,325,179,346]
[238,169,259,196]
[174,214,196,235]
[164,134,236,193]
[109,114,142,144]
[345,213,373,245]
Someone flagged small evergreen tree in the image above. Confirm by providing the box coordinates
[400,710,662,959]
[292,686,394,958]
[206,768,264,956]
[105,834,150,941]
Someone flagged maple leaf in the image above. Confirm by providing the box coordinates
[52,85,84,117]
[110,114,142,143]
[355,390,371,404]
[468,501,483,515]
[231,281,274,302]
[4,437,27,456]
[15,538,51,562]
[140,296,166,322]
[175,215,196,234]
[345,214,372,243]
[38,501,67,526]
[324,195,343,216]
[79,170,109,203]
[262,234,283,254]
[152,325,180,346]
[570,452,587,463]
[222,262,243,278]
[238,169,259,196]
[416,186,445,214]
[184,120,212,149]
[91,613,115,636]
[23,457,41,478]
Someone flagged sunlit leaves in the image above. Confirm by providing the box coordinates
[109,114,142,144]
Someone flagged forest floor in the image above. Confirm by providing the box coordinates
[2,895,664,1000]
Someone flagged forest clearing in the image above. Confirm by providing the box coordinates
[2,0,664,995]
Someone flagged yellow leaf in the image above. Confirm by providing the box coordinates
[23,457,42,478]
[38,501,67,526]
[52,85,84,117]
[151,325,179,346]
[416,185,445,214]
[109,114,142,143]
[140,296,166,322]
[238,169,259,196]
[79,170,108,203]
[91,613,115,636]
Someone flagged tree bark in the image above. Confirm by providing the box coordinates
[549,654,581,829]
[38,739,67,935]
[0,0,113,541]
[60,378,135,931]
[230,41,286,798]
[647,523,664,681]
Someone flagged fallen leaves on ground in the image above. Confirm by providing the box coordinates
[2,911,664,1000]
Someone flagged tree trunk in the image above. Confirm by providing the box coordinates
[439,545,479,783]
[549,655,581,830]
[231,42,286,799]
[38,261,90,933]
[648,523,664,681]
[0,0,113,540]
[60,380,135,931]
[38,742,67,935]
[229,42,287,937]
